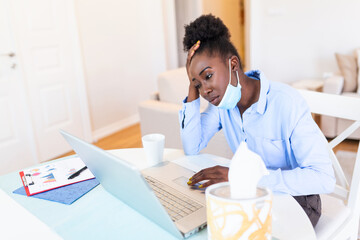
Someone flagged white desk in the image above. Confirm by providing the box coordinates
[0,189,62,239]
[0,148,316,240]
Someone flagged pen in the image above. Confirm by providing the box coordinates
[68,166,88,180]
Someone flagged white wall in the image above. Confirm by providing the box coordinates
[73,0,360,140]
[248,0,360,83]
[75,0,167,139]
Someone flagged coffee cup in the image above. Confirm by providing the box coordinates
[142,133,165,167]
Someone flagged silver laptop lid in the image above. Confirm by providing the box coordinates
[60,130,183,239]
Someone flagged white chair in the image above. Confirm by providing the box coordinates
[298,89,360,240]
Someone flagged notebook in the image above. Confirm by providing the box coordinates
[13,178,99,204]
[60,130,206,239]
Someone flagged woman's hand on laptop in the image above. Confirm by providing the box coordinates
[187,165,228,188]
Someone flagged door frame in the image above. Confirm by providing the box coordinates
[8,0,93,158]
[65,0,92,142]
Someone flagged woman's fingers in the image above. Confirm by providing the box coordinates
[190,40,200,57]
[186,40,200,66]
[189,165,216,182]
[186,40,201,96]
[187,166,229,188]
[198,180,216,189]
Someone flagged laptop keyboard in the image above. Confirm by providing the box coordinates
[145,176,203,221]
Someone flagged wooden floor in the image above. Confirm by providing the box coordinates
[56,123,143,159]
[56,123,358,159]
[333,138,359,153]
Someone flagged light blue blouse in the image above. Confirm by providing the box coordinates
[179,70,335,196]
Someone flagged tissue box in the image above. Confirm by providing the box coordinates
[206,182,272,240]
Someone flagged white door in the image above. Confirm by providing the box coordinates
[0,0,37,174]
[9,0,92,162]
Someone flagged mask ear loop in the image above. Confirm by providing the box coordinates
[229,58,240,86]
[236,71,240,86]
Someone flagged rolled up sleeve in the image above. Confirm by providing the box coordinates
[179,97,221,155]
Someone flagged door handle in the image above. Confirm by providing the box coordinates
[0,52,15,57]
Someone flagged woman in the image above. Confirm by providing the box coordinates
[179,14,335,227]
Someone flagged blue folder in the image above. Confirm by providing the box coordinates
[13,178,100,205]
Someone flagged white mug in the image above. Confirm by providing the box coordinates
[142,133,165,167]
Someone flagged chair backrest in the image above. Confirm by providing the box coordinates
[298,89,360,212]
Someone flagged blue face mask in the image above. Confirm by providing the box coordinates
[217,58,241,109]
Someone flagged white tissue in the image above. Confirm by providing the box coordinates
[228,141,269,199]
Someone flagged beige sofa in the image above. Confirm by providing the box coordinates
[138,67,233,159]
[320,50,360,140]
[320,75,360,139]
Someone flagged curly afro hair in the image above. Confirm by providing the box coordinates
[183,14,242,69]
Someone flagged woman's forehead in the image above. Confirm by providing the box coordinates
[190,53,225,71]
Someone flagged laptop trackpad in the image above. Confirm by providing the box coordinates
[173,176,202,190]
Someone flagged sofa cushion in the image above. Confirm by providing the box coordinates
[335,53,358,92]
[322,75,344,95]
[157,67,208,109]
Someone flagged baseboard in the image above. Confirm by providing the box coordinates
[92,114,139,142]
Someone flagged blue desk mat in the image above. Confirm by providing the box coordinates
[1,154,209,239]
[13,178,100,205]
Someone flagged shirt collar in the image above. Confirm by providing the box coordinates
[245,70,269,115]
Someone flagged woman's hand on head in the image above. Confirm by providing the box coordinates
[187,165,229,189]
[186,40,200,74]
[186,40,200,102]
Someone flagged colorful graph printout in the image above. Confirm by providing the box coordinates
[19,157,95,196]
[42,173,56,183]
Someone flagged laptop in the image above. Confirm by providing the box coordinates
[60,130,207,239]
